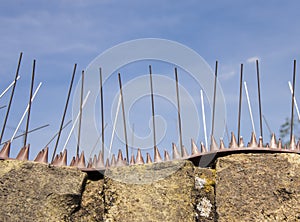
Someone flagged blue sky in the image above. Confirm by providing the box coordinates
[0,0,300,162]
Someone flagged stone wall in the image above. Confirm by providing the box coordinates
[0,153,299,221]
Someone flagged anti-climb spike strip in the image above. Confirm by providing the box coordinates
[258,137,263,148]
[105,158,110,168]
[154,146,162,162]
[87,158,93,168]
[96,153,105,168]
[200,142,207,153]
[239,136,245,148]
[182,145,189,158]
[270,133,277,149]
[16,145,29,161]
[290,135,296,150]
[220,138,225,150]
[130,153,135,165]
[278,139,283,150]
[77,151,86,168]
[34,147,48,163]
[146,153,152,164]
[191,139,200,155]
[135,148,144,164]
[92,155,97,168]
[248,132,258,148]
[0,142,10,159]
[230,132,238,148]
[172,143,181,159]
[164,150,170,161]
[210,135,219,152]
[116,149,125,167]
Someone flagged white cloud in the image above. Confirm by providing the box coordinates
[246,56,260,64]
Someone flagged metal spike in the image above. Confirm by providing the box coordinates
[248,132,258,148]
[92,155,97,168]
[110,154,116,167]
[290,135,296,150]
[130,153,135,165]
[87,158,93,168]
[96,154,105,168]
[98,151,103,163]
[61,149,67,166]
[52,154,59,165]
[34,147,48,163]
[239,136,245,147]
[278,138,282,149]
[200,142,207,153]
[53,150,67,166]
[164,150,170,161]
[191,139,199,155]
[266,143,270,148]
[258,136,263,148]
[70,156,76,166]
[230,132,238,148]
[77,151,86,168]
[182,145,188,158]
[220,138,225,149]
[16,145,29,161]
[146,153,152,163]
[154,146,162,162]
[210,135,219,151]
[0,142,10,159]
[172,143,181,159]
[270,133,277,149]
[135,148,144,164]
[105,158,110,168]
[116,149,125,167]
[284,144,288,150]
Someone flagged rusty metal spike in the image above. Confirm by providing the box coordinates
[284,144,287,150]
[200,142,207,153]
[220,138,225,149]
[210,135,219,151]
[278,138,282,149]
[248,132,257,148]
[182,145,188,157]
[34,147,48,163]
[130,153,135,165]
[289,135,296,150]
[110,154,116,167]
[297,140,300,150]
[0,142,11,159]
[270,133,277,149]
[135,148,144,164]
[87,158,93,168]
[105,158,110,168]
[77,151,86,168]
[98,151,103,163]
[52,154,59,165]
[230,132,238,148]
[53,150,67,166]
[16,144,30,161]
[61,149,67,166]
[96,154,105,168]
[172,143,181,159]
[239,136,245,147]
[70,156,76,166]
[92,155,97,168]
[164,150,170,161]
[154,146,162,162]
[258,136,263,148]
[191,139,199,155]
[116,149,126,167]
[146,153,152,163]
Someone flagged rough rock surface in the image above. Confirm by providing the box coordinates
[104,160,197,222]
[0,160,87,222]
[215,153,300,221]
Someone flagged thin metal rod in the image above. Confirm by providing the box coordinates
[262,115,272,135]
[237,64,243,145]
[99,68,104,159]
[256,60,263,138]
[288,81,300,121]
[0,76,20,99]
[149,65,157,151]
[290,60,296,142]
[118,73,129,163]
[51,64,77,163]
[44,120,72,148]
[200,90,208,148]
[211,61,218,137]
[174,67,183,156]
[0,52,23,144]
[63,91,90,152]
[1,124,49,145]
[0,105,6,110]
[77,70,84,156]
[10,82,42,143]
[24,60,36,146]
[244,81,256,135]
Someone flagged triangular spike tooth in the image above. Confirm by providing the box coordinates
[116,150,125,167]
[130,153,135,165]
[96,154,105,168]
[16,145,30,161]
[105,158,110,168]
[123,158,128,166]
[61,149,67,166]
[77,151,86,168]
[110,154,116,167]
[191,139,200,155]
[289,135,296,150]
[229,132,238,148]
[92,155,97,168]
[266,143,270,148]
[98,151,103,163]
[239,136,245,147]
[0,142,11,159]
[210,135,219,151]
[284,144,287,150]
[278,138,282,149]
[297,140,300,150]
[220,138,225,150]
[172,143,181,159]
[52,153,59,165]
[248,132,257,148]
[154,146,162,162]
[200,142,207,153]
[146,153,152,164]
[258,136,263,148]
[164,150,170,161]
[182,145,188,158]
[34,147,48,163]
[270,133,277,149]
[87,158,93,168]
[70,156,76,166]
[135,148,144,164]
